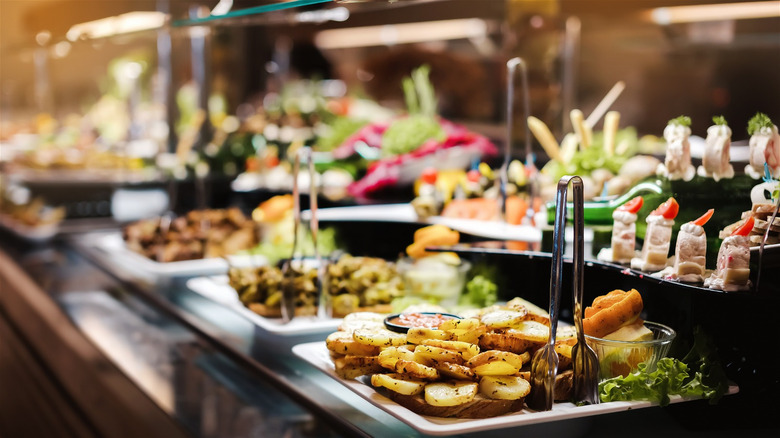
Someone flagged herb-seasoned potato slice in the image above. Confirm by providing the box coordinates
[353,328,407,347]
[326,331,381,356]
[333,355,383,379]
[480,309,528,328]
[432,361,477,380]
[395,359,440,380]
[422,339,480,360]
[413,345,464,364]
[479,376,531,400]
[508,321,551,343]
[371,373,426,396]
[506,297,550,325]
[406,327,450,344]
[467,350,527,376]
[424,381,478,407]
[378,346,417,370]
[479,331,537,354]
[448,325,486,345]
[439,318,481,332]
[338,312,386,333]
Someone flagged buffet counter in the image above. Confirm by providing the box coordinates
[0,226,778,438]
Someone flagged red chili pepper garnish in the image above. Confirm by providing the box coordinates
[692,209,715,226]
[421,167,438,185]
[617,196,643,213]
[651,197,679,220]
[731,216,755,236]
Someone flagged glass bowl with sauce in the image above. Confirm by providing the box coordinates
[585,321,676,380]
[383,312,461,333]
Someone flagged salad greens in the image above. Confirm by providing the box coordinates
[459,275,498,308]
[599,327,729,406]
[381,65,445,156]
[542,127,639,181]
[316,116,368,152]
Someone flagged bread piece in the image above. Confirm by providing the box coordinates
[382,390,525,418]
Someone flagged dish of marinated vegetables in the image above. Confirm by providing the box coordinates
[228,255,405,318]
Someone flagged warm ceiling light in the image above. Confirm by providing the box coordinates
[315,18,489,49]
[648,1,780,25]
[66,11,167,41]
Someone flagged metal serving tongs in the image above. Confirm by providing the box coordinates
[280,148,305,323]
[528,175,593,410]
[305,148,330,320]
[569,178,600,405]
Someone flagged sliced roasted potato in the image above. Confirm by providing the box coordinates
[371,373,426,396]
[395,359,440,380]
[406,327,450,344]
[378,346,417,370]
[422,339,480,360]
[448,325,486,345]
[333,355,383,379]
[338,312,386,333]
[480,309,528,329]
[479,376,531,400]
[424,381,478,407]
[326,331,381,356]
[467,350,527,376]
[414,345,464,364]
[432,361,477,381]
[439,318,481,332]
[353,328,407,347]
[479,331,537,354]
[506,297,550,325]
[508,321,550,343]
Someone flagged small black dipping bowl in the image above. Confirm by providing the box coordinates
[383,312,462,333]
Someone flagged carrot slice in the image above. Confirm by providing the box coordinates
[731,216,755,236]
[692,209,714,226]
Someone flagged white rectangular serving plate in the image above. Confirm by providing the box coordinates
[95,233,268,277]
[186,276,342,336]
[301,204,542,243]
[291,341,738,436]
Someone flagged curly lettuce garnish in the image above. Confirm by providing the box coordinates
[598,327,728,406]
[460,275,498,308]
[712,115,727,126]
[748,112,774,136]
[668,115,692,127]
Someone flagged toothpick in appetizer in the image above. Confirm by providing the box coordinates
[669,209,713,283]
[631,197,679,272]
[744,112,780,180]
[657,116,695,181]
[598,196,643,264]
[697,116,734,181]
[705,216,754,292]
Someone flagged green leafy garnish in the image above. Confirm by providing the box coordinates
[668,115,692,127]
[748,112,774,136]
[712,115,727,126]
[381,65,445,156]
[459,275,498,308]
[598,327,728,406]
[316,116,368,151]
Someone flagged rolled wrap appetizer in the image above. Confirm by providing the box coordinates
[670,209,713,283]
[744,112,780,180]
[657,116,695,181]
[698,116,734,181]
[632,197,678,272]
[599,196,643,264]
[705,216,754,292]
